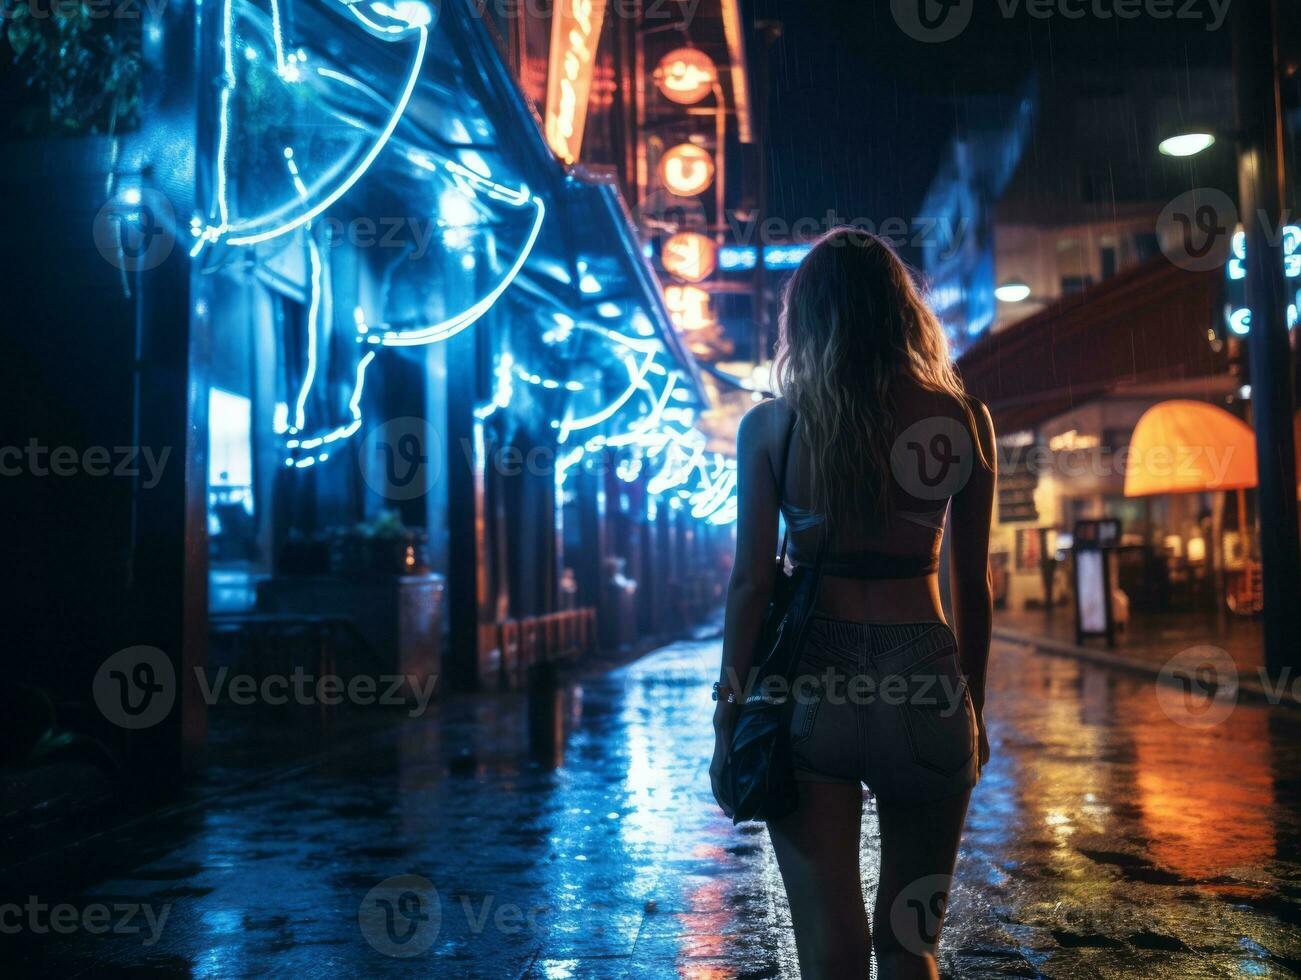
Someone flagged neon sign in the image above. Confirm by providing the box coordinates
[197,0,550,469]
[545,0,608,164]
[664,284,715,332]
[717,243,813,272]
[283,237,378,467]
[186,0,738,521]
[1224,226,1300,336]
[193,0,432,253]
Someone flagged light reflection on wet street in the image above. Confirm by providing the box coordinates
[13,635,1301,978]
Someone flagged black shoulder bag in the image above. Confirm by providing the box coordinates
[720,414,827,824]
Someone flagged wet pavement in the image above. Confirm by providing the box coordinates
[8,632,1301,978]
[995,605,1267,674]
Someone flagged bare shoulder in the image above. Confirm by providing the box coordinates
[737,397,790,472]
[738,397,789,442]
[964,396,996,457]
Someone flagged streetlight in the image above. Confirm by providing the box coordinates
[1158,132,1217,158]
[1154,0,1300,675]
[1232,0,1300,676]
[995,280,1032,303]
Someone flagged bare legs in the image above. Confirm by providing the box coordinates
[768,784,971,980]
[768,781,872,979]
[872,789,971,979]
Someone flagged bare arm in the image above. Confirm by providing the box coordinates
[949,401,997,719]
[717,401,782,705]
[710,402,783,813]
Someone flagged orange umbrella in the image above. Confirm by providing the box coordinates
[1124,400,1259,497]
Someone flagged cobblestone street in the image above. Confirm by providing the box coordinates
[11,633,1301,978]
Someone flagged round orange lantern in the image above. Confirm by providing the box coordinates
[659,144,716,197]
[655,48,718,105]
[662,232,718,283]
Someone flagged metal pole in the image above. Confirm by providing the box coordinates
[750,22,781,365]
[1234,0,1301,675]
[633,0,648,209]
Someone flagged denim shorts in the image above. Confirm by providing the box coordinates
[787,617,979,803]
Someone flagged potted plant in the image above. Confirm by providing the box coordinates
[329,511,430,577]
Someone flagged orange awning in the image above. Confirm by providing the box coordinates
[1124,400,1259,497]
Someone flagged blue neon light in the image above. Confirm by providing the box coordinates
[366,192,545,347]
[193,0,431,253]
[717,243,814,272]
[184,0,740,521]
[1224,226,1300,336]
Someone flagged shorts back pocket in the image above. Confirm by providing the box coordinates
[892,647,975,776]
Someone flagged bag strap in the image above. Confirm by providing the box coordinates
[776,410,830,566]
[776,410,797,563]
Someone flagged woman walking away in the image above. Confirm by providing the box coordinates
[710,229,996,979]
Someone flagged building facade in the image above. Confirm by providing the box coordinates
[929,60,1298,625]
[1,0,751,783]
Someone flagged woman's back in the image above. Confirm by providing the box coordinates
[714,229,995,978]
[767,378,990,624]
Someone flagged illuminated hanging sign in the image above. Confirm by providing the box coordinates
[662,232,718,282]
[654,48,717,105]
[545,0,608,164]
[1224,225,1300,336]
[664,284,715,332]
[659,144,715,197]
[717,243,813,272]
[1047,429,1100,452]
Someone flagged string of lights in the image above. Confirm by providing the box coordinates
[190,0,737,519]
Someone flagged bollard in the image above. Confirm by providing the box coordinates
[526,660,563,765]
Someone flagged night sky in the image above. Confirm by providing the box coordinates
[746,0,1237,232]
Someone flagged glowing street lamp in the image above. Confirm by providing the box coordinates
[995,280,1032,303]
[1158,132,1217,158]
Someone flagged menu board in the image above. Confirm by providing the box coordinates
[998,443,1040,524]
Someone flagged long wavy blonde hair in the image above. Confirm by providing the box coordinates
[772,227,981,521]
